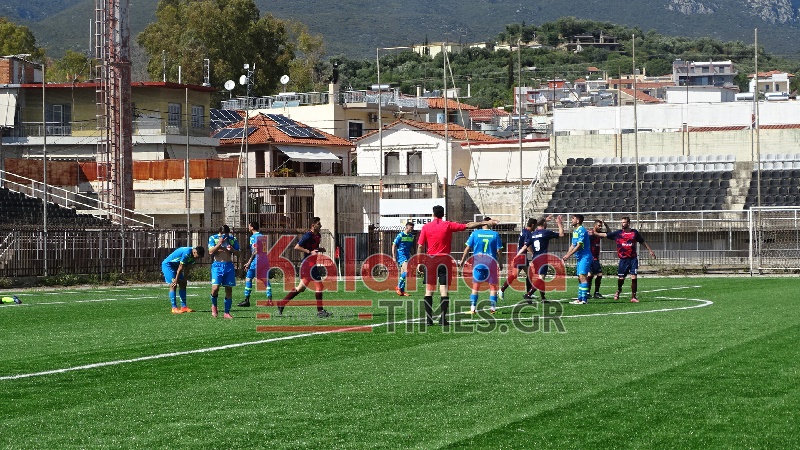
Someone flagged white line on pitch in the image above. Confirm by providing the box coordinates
[1,285,706,381]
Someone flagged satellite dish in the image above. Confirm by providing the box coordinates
[224,80,235,91]
[239,75,248,86]
[280,75,290,85]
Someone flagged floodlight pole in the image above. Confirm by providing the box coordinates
[518,39,524,225]
[242,64,253,227]
[632,34,640,225]
[185,86,190,245]
[377,48,382,183]
[42,62,48,277]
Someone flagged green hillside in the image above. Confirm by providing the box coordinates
[13,0,800,60]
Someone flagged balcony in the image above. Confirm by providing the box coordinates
[219,89,429,111]
[15,120,210,138]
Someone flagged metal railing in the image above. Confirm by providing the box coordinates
[219,89,430,111]
[17,120,208,138]
[1,169,155,228]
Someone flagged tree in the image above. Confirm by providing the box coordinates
[0,17,43,59]
[137,0,294,99]
[48,50,93,83]
[286,21,326,93]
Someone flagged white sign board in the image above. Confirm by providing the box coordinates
[379,198,445,230]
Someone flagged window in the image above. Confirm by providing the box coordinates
[407,152,422,174]
[168,103,181,127]
[45,104,72,135]
[191,105,204,129]
[385,152,400,175]
[348,121,364,139]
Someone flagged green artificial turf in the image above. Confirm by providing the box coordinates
[1,277,798,449]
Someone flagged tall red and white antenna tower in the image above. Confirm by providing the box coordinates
[94,0,134,216]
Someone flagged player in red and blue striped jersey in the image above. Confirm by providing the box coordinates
[595,216,657,303]
[588,219,610,299]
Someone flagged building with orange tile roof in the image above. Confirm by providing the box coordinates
[215,112,353,177]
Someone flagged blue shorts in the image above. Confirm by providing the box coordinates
[246,258,270,280]
[397,253,410,265]
[590,260,603,275]
[162,263,185,283]
[472,264,499,285]
[618,257,639,277]
[211,261,237,287]
[576,256,593,276]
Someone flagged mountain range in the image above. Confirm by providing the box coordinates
[5,0,800,60]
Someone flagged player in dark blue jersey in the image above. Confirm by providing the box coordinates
[520,215,564,303]
[459,217,504,314]
[588,219,610,299]
[392,222,415,296]
[499,217,536,300]
[277,217,331,318]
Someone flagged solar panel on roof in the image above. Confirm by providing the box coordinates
[266,114,296,126]
[212,126,257,140]
[210,109,243,131]
[277,125,325,139]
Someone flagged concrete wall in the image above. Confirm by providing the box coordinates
[446,185,529,224]
[555,128,800,162]
[554,102,800,133]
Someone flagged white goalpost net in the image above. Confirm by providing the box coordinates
[749,207,800,273]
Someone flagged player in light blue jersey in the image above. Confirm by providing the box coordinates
[239,221,272,307]
[392,222,415,296]
[208,224,240,318]
[562,214,593,304]
[161,245,205,313]
[459,217,503,314]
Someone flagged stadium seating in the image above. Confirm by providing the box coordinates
[744,167,800,209]
[544,156,735,214]
[0,187,111,226]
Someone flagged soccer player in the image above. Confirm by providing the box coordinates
[595,216,657,303]
[588,219,610,299]
[417,205,497,326]
[459,217,503,314]
[162,245,205,313]
[0,295,22,305]
[562,214,593,305]
[277,217,331,318]
[392,222,415,296]
[239,221,272,307]
[208,224,240,319]
[520,214,564,303]
[499,217,536,300]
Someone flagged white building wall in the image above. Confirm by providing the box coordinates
[356,126,446,179]
[464,142,550,181]
[555,128,800,162]
[555,102,800,133]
